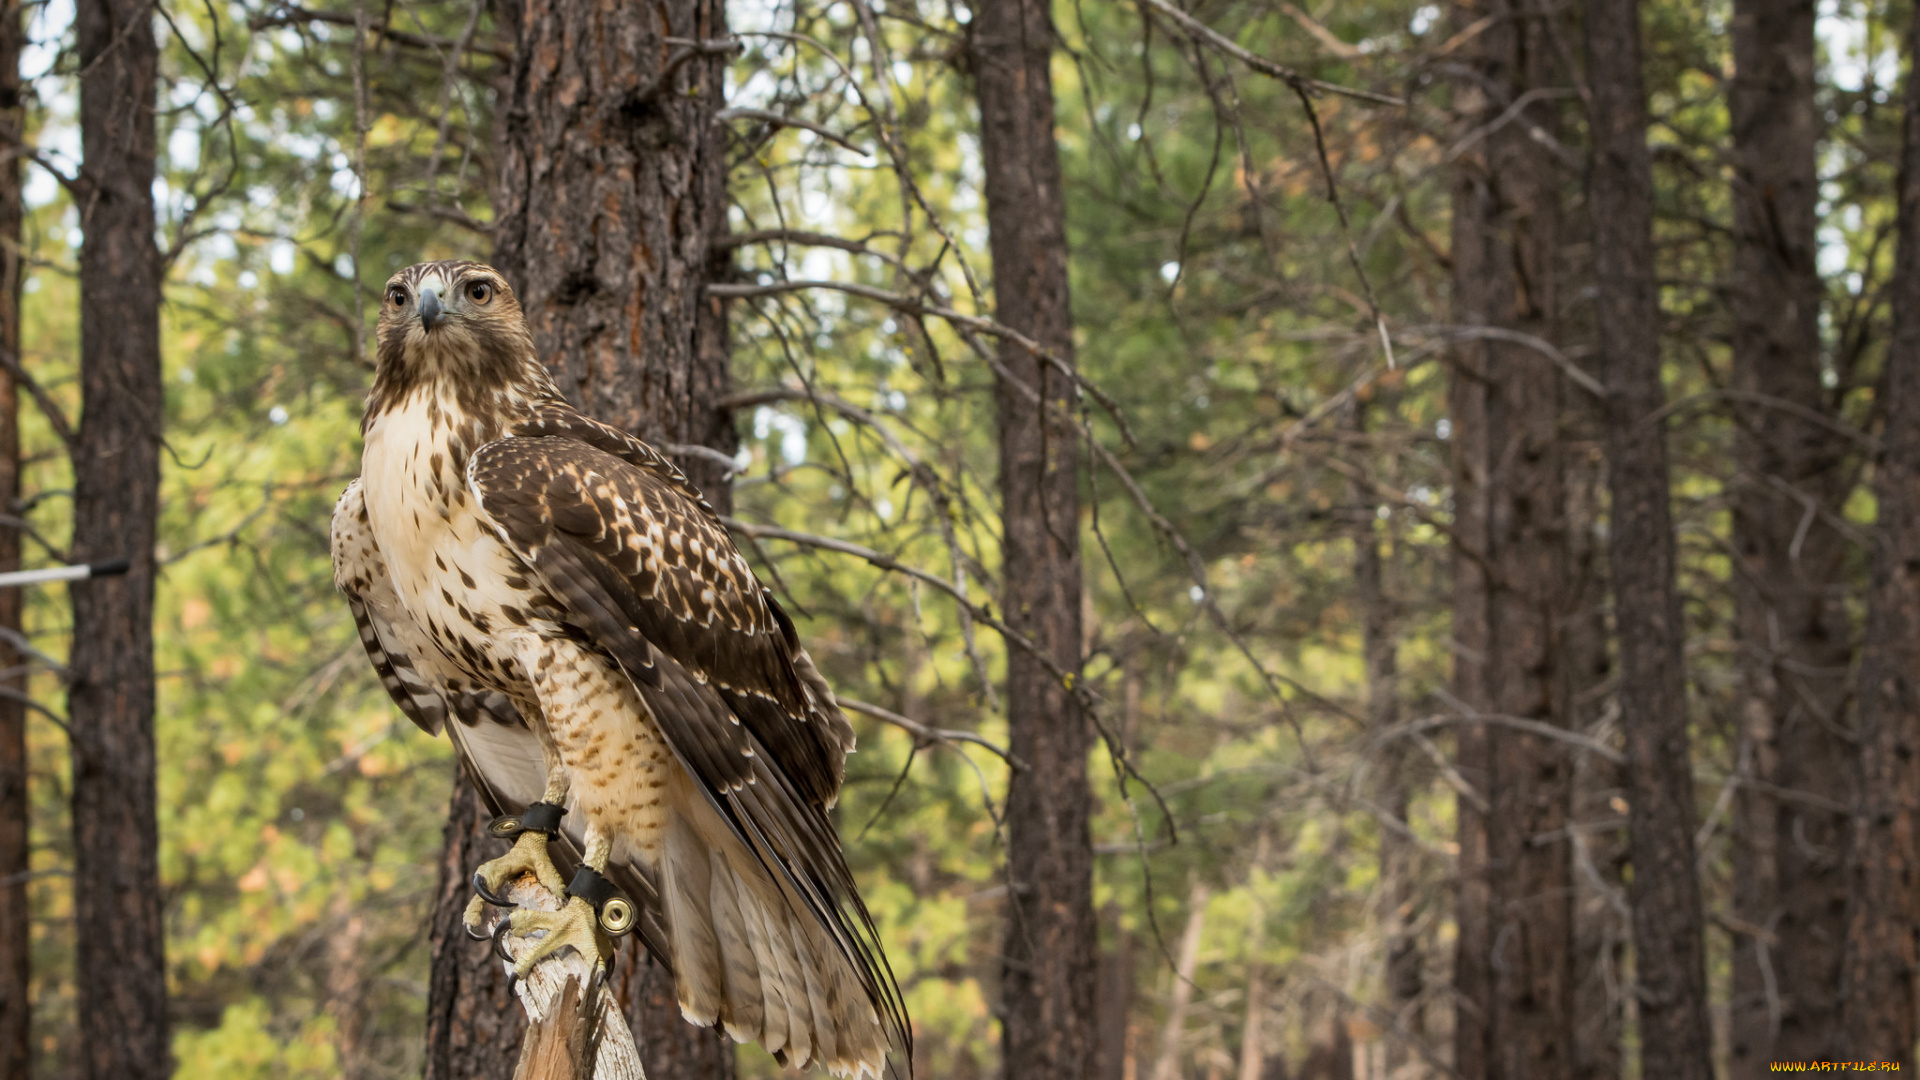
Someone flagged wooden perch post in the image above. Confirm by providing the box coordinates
[494,872,647,1080]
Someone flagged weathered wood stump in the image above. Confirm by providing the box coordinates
[495,872,646,1080]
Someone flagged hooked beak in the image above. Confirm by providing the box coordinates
[418,287,445,330]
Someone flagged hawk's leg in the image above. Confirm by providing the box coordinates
[499,827,620,977]
[461,774,572,937]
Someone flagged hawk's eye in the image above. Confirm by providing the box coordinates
[467,281,493,304]
[386,286,408,307]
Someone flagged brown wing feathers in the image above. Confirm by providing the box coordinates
[508,406,862,806]
[467,435,908,1062]
[470,438,849,803]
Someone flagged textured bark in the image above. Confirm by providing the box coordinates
[1559,430,1623,1080]
[1447,3,1575,1076]
[971,0,1098,1076]
[1447,264,1492,1080]
[425,0,737,1073]
[0,2,27,1074]
[427,777,527,1080]
[1837,11,1920,1065]
[1583,0,1715,1075]
[1094,907,1135,1080]
[489,0,737,498]
[1726,0,1853,1071]
[610,946,736,1080]
[69,0,166,1077]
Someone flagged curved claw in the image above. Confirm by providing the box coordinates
[473,871,511,908]
[492,917,515,964]
[461,895,493,941]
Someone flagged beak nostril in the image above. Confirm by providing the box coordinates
[419,290,444,329]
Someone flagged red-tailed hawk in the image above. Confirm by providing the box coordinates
[330,260,906,1077]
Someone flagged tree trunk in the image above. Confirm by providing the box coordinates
[1447,3,1576,1076]
[1349,398,1421,1075]
[970,0,1098,1077]
[1561,432,1622,1080]
[427,777,528,1080]
[1448,251,1493,1080]
[69,0,166,1077]
[1149,883,1209,1080]
[1583,0,1715,1075]
[1095,906,1135,1080]
[0,1,28,1074]
[425,0,737,1075]
[1726,0,1852,1071]
[1837,10,1920,1065]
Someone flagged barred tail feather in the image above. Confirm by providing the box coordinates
[660,800,891,1079]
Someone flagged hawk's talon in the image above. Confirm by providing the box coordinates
[468,829,569,911]
[463,894,493,940]
[492,917,516,964]
[472,871,511,908]
[503,895,614,978]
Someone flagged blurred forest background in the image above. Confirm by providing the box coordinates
[9,0,1920,1076]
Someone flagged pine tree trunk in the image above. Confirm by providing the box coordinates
[1094,906,1135,1080]
[1562,429,1623,1080]
[1448,228,1493,1080]
[425,0,736,1075]
[0,1,28,1073]
[1837,10,1920,1065]
[1726,0,1852,1071]
[426,776,528,1080]
[69,0,166,1077]
[970,0,1098,1074]
[1446,3,1576,1075]
[1583,0,1715,1074]
[1349,398,1422,1074]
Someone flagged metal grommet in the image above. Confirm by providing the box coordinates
[568,864,635,937]
[487,802,567,840]
[599,895,636,937]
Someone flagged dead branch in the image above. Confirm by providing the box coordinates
[249,4,513,60]
[715,108,873,157]
[1134,0,1406,106]
[840,695,1027,770]
[1373,710,1627,765]
[489,872,645,1080]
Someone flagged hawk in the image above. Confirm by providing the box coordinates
[330,260,906,1077]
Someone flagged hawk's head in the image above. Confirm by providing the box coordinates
[373,260,549,406]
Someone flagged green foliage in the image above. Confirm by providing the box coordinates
[15,0,1905,1075]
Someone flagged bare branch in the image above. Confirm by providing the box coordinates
[0,346,75,452]
[1374,709,1627,765]
[714,108,872,157]
[710,279,1137,443]
[840,697,1027,770]
[249,4,512,60]
[1134,0,1407,106]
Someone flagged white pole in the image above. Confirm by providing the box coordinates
[0,559,129,589]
